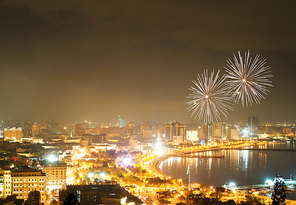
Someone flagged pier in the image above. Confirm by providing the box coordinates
[230,148,296,152]
[223,179,296,191]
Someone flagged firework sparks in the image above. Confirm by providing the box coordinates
[225,50,273,106]
[186,69,233,123]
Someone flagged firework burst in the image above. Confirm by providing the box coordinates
[225,50,273,106]
[186,69,233,123]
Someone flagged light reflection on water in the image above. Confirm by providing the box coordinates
[160,142,296,199]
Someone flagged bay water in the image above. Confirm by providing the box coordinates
[160,141,296,199]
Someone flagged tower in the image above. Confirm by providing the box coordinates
[75,124,85,136]
[248,117,259,138]
[165,121,186,142]
[32,123,42,137]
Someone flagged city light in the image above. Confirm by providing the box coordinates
[99,172,106,179]
[88,172,94,178]
[229,182,236,190]
[155,149,164,156]
[48,155,58,162]
[122,157,132,166]
[265,179,274,186]
[155,142,162,149]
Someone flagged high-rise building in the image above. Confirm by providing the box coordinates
[126,123,138,135]
[4,127,23,141]
[248,117,259,138]
[165,121,186,142]
[212,122,227,140]
[140,123,151,134]
[152,124,165,138]
[32,123,42,137]
[141,123,152,139]
[199,123,212,140]
[228,126,239,139]
[75,124,85,136]
[84,128,94,135]
[143,130,152,139]
[3,166,46,202]
[118,116,126,128]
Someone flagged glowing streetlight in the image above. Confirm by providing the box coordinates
[48,155,58,162]
[229,182,236,190]
[99,172,106,179]
[88,172,94,178]
[122,157,132,166]
[265,179,274,186]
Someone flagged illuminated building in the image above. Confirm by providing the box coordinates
[140,123,152,139]
[140,123,151,133]
[75,124,85,136]
[230,127,239,139]
[83,134,108,144]
[129,138,139,149]
[282,127,294,136]
[248,117,259,138]
[143,130,152,139]
[152,124,165,138]
[200,123,210,140]
[41,161,67,191]
[3,166,46,202]
[80,138,88,147]
[186,130,198,141]
[93,127,100,135]
[4,127,23,141]
[118,116,126,128]
[126,122,138,135]
[99,127,126,137]
[199,123,227,140]
[212,122,227,140]
[32,123,42,137]
[89,144,116,152]
[165,121,186,142]
[84,128,94,135]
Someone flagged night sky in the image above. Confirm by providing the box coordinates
[0,0,295,123]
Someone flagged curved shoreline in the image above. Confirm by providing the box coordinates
[153,154,172,179]
[153,153,226,178]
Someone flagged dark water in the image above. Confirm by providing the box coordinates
[160,141,296,199]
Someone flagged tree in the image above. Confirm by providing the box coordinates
[272,175,287,205]
[243,195,264,205]
[177,195,186,203]
[25,191,40,205]
[211,186,225,200]
[50,199,58,205]
[64,193,78,205]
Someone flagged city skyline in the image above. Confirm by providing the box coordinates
[0,1,295,123]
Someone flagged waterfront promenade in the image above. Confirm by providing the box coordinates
[151,152,225,179]
[149,141,296,180]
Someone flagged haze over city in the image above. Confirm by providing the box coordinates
[1,2,296,204]
[0,0,295,123]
